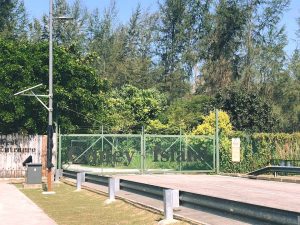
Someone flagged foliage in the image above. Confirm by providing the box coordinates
[0,38,105,134]
[0,0,299,135]
[219,132,300,173]
[0,0,29,39]
[192,110,233,136]
[271,50,300,132]
[105,85,166,133]
[215,87,278,132]
[146,95,214,134]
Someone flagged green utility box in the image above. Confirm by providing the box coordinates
[26,163,42,184]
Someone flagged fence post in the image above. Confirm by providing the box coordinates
[164,189,173,220]
[101,125,104,175]
[76,172,85,190]
[159,189,178,224]
[58,126,61,170]
[55,126,62,182]
[141,126,145,174]
[215,109,220,174]
[171,189,179,208]
[179,128,182,172]
[105,177,120,204]
[54,168,61,182]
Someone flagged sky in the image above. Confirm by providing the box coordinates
[24,0,300,56]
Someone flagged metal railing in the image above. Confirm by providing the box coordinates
[248,165,300,176]
[62,169,300,225]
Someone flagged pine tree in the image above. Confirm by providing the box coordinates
[0,0,29,39]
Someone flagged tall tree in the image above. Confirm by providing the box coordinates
[0,38,106,133]
[240,0,289,94]
[199,0,249,94]
[38,0,89,52]
[0,0,29,39]
[156,0,190,99]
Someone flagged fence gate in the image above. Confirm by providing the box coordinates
[144,134,215,173]
[60,134,143,173]
[59,133,216,174]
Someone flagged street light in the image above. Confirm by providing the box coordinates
[47,0,73,193]
[14,0,73,193]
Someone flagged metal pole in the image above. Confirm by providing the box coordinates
[58,126,61,169]
[47,0,54,192]
[101,125,103,175]
[179,127,182,172]
[141,126,145,174]
[215,109,219,174]
[49,0,53,129]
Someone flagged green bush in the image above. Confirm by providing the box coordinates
[220,132,300,173]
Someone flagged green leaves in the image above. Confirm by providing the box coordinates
[105,85,166,133]
[216,87,278,132]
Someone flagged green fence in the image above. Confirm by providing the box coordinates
[59,132,216,174]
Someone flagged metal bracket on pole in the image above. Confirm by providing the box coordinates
[14,83,43,96]
[14,84,50,111]
[31,91,50,111]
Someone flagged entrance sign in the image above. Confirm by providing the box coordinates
[232,138,240,162]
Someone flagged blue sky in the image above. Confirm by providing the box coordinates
[24,0,300,56]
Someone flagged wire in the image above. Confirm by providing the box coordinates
[59,105,103,124]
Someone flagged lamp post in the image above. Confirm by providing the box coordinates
[46,0,54,193]
[47,0,73,192]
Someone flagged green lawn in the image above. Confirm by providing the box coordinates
[17,183,190,225]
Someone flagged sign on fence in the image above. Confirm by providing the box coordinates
[232,138,240,162]
[0,134,57,178]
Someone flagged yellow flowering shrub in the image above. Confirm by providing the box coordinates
[192,110,233,135]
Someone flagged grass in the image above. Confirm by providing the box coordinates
[17,183,190,225]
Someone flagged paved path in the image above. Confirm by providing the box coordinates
[115,174,300,213]
[0,181,57,225]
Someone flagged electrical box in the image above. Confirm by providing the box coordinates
[26,163,42,184]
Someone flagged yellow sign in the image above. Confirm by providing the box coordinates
[232,138,240,162]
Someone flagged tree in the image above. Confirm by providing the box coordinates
[215,87,278,132]
[272,50,300,132]
[0,38,106,134]
[199,0,249,94]
[38,0,89,52]
[156,0,190,99]
[192,110,233,136]
[0,0,29,39]
[0,0,14,32]
[106,85,166,132]
[162,95,214,132]
[239,0,289,94]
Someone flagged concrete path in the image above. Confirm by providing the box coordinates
[0,181,57,225]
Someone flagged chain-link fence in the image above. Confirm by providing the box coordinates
[59,132,216,174]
